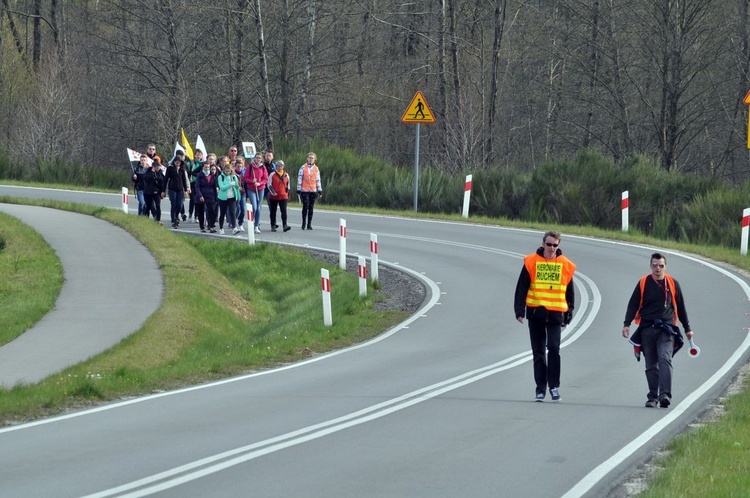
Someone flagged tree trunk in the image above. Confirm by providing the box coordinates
[253,0,273,151]
[33,0,42,70]
[293,0,316,140]
[486,0,507,165]
[278,0,291,138]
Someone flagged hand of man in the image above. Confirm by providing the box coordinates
[516,316,524,324]
[622,326,630,338]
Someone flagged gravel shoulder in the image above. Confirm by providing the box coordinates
[305,249,427,313]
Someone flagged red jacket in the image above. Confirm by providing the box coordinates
[268,170,290,201]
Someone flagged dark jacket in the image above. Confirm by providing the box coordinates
[142,168,165,196]
[165,162,190,192]
[194,170,217,204]
[513,246,575,325]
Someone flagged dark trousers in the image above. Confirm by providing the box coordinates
[219,198,237,229]
[300,192,318,227]
[269,199,288,228]
[194,203,206,230]
[188,182,196,217]
[641,325,674,400]
[528,319,561,394]
[144,193,161,221]
[205,201,217,229]
[168,189,185,226]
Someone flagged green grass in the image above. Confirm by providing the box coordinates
[640,371,750,497]
[0,212,63,346]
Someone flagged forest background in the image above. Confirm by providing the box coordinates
[2,0,750,248]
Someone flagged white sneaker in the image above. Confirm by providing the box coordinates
[254,226,261,234]
[219,229,224,235]
[232,227,239,235]
[239,226,245,232]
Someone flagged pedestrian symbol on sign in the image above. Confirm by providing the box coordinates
[401,91,436,124]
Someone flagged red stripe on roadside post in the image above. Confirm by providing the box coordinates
[621,197,629,210]
[358,263,366,279]
[370,240,378,254]
[321,276,330,293]
[743,214,749,228]
[340,225,347,237]
[464,179,472,192]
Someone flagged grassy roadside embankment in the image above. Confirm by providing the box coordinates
[0,197,408,422]
[1,192,749,496]
[0,212,63,346]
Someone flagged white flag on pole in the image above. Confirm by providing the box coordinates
[127,148,142,162]
[195,135,207,157]
[127,148,152,166]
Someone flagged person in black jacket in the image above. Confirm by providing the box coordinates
[132,155,150,216]
[165,151,191,229]
[141,157,165,223]
[194,154,218,233]
[622,253,695,408]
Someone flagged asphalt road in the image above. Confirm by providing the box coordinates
[1,185,749,498]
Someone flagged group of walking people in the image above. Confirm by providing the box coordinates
[132,145,323,234]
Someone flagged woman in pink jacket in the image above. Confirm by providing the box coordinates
[243,152,268,234]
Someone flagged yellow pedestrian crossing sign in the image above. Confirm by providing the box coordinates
[401,91,436,124]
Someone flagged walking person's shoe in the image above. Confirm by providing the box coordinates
[182,214,187,222]
[209,228,216,233]
[659,394,671,408]
[550,387,561,402]
[254,226,261,234]
[273,224,279,229]
[238,225,245,232]
[534,392,545,402]
[200,229,206,233]
[283,225,291,232]
[232,227,239,235]
[307,224,313,230]
[645,399,658,408]
[271,226,277,232]
[301,224,306,230]
[219,228,224,235]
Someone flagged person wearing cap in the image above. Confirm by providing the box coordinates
[622,253,694,408]
[267,159,291,232]
[514,230,576,403]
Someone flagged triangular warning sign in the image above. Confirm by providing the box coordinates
[744,90,750,105]
[401,91,436,124]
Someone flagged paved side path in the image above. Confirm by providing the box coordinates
[0,204,162,388]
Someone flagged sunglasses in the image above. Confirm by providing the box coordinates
[545,243,559,247]
[651,263,665,268]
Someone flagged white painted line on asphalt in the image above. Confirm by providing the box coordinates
[81,274,599,498]
[561,248,750,498]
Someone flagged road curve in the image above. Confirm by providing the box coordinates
[0,185,749,498]
[0,202,162,388]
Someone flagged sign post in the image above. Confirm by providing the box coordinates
[401,91,436,212]
[744,90,750,149]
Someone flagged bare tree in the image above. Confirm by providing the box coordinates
[293,0,316,139]
[253,0,274,150]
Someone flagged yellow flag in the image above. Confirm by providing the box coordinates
[180,128,194,160]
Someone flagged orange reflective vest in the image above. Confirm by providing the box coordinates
[634,274,678,324]
[523,253,576,312]
[299,164,320,192]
